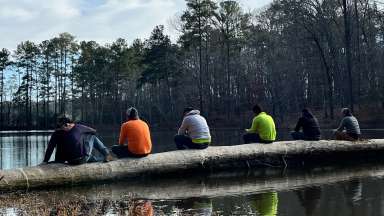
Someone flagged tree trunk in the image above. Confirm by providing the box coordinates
[343,0,354,112]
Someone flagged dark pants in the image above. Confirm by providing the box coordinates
[243,133,273,144]
[174,135,209,150]
[291,131,320,141]
[111,145,149,158]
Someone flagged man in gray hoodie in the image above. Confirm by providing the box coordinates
[174,107,211,150]
[335,108,361,141]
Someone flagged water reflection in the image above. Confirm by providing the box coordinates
[296,186,322,216]
[249,192,278,216]
[2,164,384,215]
[174,198,212,215]
[0,135,49,170]
[343,180,363,204]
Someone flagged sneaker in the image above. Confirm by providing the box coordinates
[104,154,114,162]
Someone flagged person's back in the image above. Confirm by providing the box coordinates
[175,108,211,150]
[244,104,276,144]
[45,124,92,163]
[178,110,211,143]
[335,108,361,141]
[43,117,111,164]
[119,119,152,155]
[301,117,320,137]
[253,112,276,141]
[294,114,321,140]
[112,107,152,158]
[340,116,360,135]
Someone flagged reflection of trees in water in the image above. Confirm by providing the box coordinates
[249,191,278,216]
[0,193,153,216]
[174,197,213,216]
[296,186,322,216]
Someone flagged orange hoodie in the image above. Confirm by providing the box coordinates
[119,119,152,155]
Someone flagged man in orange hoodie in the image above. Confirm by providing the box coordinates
[112,107,152,158]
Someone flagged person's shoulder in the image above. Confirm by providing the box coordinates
[74,123,84,128]
[121,121,132,128]
[139,119,149,125]
[76,123,94,130]
[183,115,195,121]
[260,112,273,119]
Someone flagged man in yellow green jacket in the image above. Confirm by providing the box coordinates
[243,104,276,144]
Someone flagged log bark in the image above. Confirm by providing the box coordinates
[0,139,383,192]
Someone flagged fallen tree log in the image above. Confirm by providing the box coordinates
[0,139,383,191]
[1,163,384,204]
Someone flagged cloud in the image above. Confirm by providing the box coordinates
[0,0,271,51]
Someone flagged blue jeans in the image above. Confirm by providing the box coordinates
[83,135,109,162]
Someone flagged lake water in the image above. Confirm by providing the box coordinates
[0,129,384,215]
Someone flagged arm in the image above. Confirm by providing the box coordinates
[77,124,96,134]
[118,124,127,145]
[43,133,57,163]
[177,118,188,135]
[336,118,346,132]
[246,117,258,133]
[294,118,303,132]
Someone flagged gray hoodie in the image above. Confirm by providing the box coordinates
[336,115,361,135]
[177,110,211,142]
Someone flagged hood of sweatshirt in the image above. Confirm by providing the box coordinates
[186,110,200,116]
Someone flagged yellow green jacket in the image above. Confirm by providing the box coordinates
[246,112,276,141]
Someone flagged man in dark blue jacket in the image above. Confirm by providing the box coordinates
[43,116,112,164]
[291,108,321,141]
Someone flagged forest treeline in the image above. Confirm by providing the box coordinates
[0,0,383,130]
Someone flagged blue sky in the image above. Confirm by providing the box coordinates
[0,0,272,51]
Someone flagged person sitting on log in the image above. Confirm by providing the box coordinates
[174,107,211,150]
[291,108,321,141]
[43,115,113,165]
[112,107,152,158]
[334,108,361,141]
[243,104,276,144]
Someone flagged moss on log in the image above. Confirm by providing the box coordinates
[0,139,383,192]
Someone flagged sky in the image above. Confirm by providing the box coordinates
[0,0,272,51]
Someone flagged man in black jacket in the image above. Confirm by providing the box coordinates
[291,108,321,141]
[43,116,113,164]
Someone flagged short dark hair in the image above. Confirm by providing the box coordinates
[252,104,262,114]
[342,108,352,116]
[127,107,139,119]
[183,107,194,115]
[56,115,73,128]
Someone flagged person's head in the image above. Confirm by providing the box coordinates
[56,115,73,130]
[341,108,352,117]
[252,104,262,115]
[183,107,194,116]
[126,107,139,120]
[302,108,314,118]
